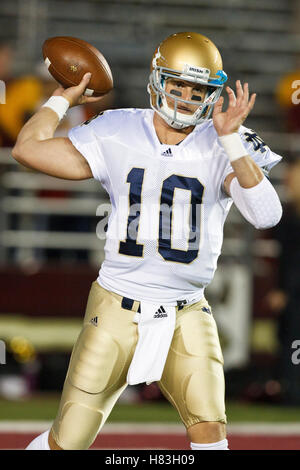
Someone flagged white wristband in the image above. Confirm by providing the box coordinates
[218,133,248,162]
[42,96,70,121]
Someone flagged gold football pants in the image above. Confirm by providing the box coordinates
[51,281,226,449]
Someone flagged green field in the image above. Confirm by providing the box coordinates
[1,395,300,423]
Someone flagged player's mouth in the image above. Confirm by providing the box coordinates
[177,105,193,114]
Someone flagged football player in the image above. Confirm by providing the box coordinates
[13,32,282,451]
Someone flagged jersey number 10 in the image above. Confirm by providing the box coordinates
[119,168,204,264]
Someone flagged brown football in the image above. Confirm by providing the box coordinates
[42,36,113,97]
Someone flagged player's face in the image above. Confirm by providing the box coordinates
[165,78,207,114]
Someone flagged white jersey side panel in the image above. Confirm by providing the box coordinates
[69,108,282,304]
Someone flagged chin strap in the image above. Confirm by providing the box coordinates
[157,96,200,129]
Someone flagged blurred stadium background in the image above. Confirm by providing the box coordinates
[0,0,300,450]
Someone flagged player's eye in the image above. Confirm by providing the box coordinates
[174,81,184,88]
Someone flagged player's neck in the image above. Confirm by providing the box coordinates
[153,112,195,145]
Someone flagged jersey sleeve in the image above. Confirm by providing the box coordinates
[68,111,109,186]
[220,125,282,185]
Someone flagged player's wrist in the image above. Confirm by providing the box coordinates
[218,132,248,163]
[41,95,70,121]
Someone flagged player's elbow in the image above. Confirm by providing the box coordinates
[11,143,22,162]
[11,141,32,166]
[253,201,283,230]
[231,177,283,230]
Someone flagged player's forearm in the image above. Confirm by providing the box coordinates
[219,133,282,229]
[12,94,71,164]
[219,132,264,189]
[230,155,264,188]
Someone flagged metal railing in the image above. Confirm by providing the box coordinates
[0,149,108,265]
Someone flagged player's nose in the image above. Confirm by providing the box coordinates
[183,86,197,103]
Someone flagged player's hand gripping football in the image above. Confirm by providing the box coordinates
[212,80,256,136]
[52,72,104,107]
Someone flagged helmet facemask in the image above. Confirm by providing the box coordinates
[148,66,227,129]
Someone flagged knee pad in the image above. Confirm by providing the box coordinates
[177,312,226,422]
[184,371,225,420]
[52,402,103,450]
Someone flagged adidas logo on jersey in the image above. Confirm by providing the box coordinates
[154,306,168,318]
[90,316,98,326]
[161,148,173,157]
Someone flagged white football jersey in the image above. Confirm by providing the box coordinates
[69,108,282,305]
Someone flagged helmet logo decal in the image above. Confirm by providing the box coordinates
[209,70,228,85]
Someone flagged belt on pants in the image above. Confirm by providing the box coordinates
[121,296,189,313]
